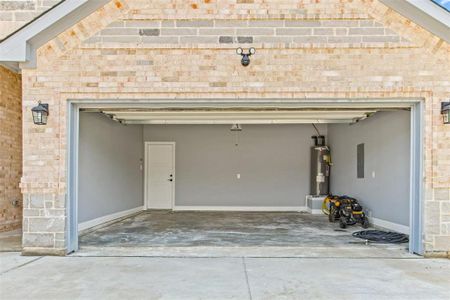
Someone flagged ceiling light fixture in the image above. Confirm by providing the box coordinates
[230,124,242,146]
[230,124,242,131]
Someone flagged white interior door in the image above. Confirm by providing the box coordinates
[145,142,175,209]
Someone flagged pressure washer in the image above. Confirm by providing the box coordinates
[322,195,369,229]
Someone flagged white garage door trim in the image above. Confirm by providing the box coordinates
[67,98,424,255]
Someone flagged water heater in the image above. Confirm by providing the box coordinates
[310,135,331,196]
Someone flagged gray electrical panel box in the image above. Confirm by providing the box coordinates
[357,143,364,179]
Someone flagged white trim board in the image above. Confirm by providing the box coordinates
[78,206,144,232]
[102,109,376,125]
[369,217,410,235]
[380,0,450,43]
[173,206,308,212]
[68,99,423,255]
[0,0,110,71]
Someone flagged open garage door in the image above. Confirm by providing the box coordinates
[67,99,423,256]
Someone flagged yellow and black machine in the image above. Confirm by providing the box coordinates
[322,195,369,229]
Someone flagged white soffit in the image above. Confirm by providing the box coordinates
[100,109,378,124]
[0,0,109,72]
[380,0,450,43]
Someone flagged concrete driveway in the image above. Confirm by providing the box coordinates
[1,252,449,300]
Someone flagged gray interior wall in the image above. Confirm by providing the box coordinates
[144,124,327,207]
[78,112,144,223]
[328,111,410,226]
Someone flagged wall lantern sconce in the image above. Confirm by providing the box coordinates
[31,101,49,125]
[236,47,255,67]
[442,102,450,124]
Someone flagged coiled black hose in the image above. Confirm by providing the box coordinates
[352,230,409,244]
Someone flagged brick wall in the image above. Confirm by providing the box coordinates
[0,0,61,39]
[19,0,450,255]
[0,65,22,232]
[84,19,412,47]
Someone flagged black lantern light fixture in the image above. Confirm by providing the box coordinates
[31,101,49,125]
[236,47,255,67]
[442,102,450,124]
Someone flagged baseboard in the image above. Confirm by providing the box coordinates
[173,206,308,212]
[369,217,410,235]
[78,206,144,231]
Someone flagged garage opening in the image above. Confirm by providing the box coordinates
[68,101,422,257]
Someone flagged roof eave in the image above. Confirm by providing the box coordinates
[0,0,109,70]
[380,0,450,43]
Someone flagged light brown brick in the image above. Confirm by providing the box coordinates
[0,66,22,232]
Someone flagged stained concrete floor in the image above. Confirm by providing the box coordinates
[78,211,410,258]
[1,253,450,300]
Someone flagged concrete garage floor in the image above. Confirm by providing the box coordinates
[1,253,450,299]
[77,211,411,258]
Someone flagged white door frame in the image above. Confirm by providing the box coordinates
[67,98,424,255]
[144,141,176,210]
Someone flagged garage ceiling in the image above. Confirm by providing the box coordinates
[97,109,379,124]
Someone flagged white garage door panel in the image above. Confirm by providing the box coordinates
[101,110,378,125]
